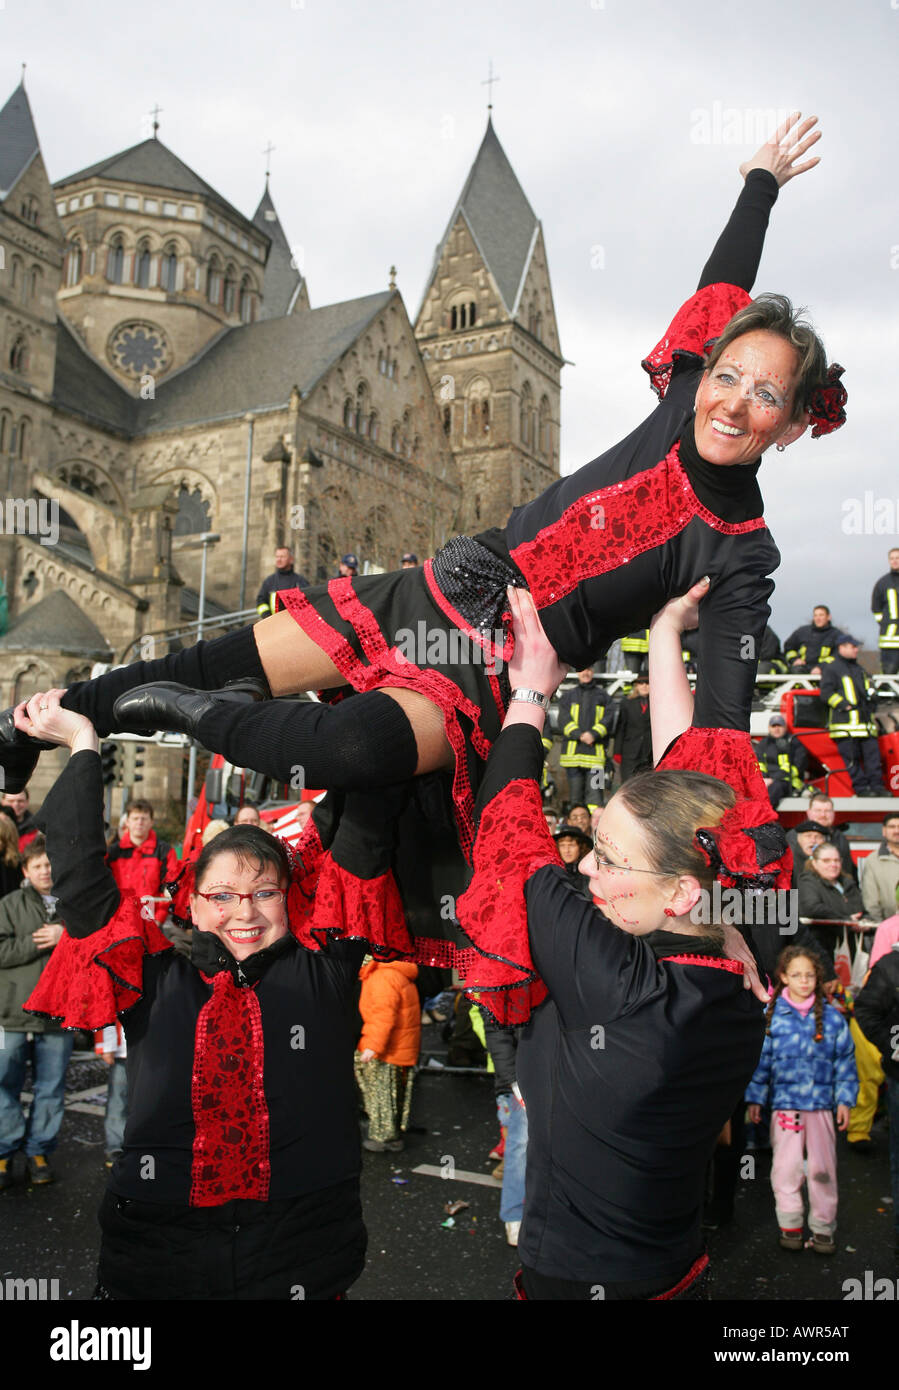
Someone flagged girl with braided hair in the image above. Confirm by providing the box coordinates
[746,945,857,1255]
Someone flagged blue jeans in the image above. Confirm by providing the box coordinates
[104,1058,128,1155]
[887,1077,899,1239]
[0,1030,74,1158]
[496,1091,528,1223]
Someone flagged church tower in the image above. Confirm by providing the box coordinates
[414,117,563,530]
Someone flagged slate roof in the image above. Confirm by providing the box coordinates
[54,138,263,240]
[141,290,394,431]
[52,318,138,435]
[0,589,112,657]
[420,117,539,318]
[0,83,41,200]
[253,184,303,319]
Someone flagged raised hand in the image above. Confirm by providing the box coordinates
[13,690,99,753]
[506,586,568,698]
[650,577,711,637]
[739,111,821,187]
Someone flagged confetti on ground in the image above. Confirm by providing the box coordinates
[441,1217,455,1229]
[444,1200,470,1216]
[391,1177,408,1185]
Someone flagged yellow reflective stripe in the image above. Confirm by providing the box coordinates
[841,677,857,705]
[827,692,843,707]
[562,700,580,738]
[889,590,899,619]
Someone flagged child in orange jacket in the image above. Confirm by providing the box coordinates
[355,959,420,1152]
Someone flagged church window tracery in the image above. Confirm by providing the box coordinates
[106,237,125,284]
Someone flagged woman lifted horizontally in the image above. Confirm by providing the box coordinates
[1,115,844,939]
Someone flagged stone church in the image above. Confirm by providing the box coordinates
[0,81,562,805]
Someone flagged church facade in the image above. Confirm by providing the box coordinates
[0,83,562,805]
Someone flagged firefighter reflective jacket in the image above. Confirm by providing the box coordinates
[557,681,608,769]
[755,733,807,792]
[871,571,899,651]
[783,620,841,668]
[819,655,879,739]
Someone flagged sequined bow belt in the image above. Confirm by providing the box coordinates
[430,534,526,637]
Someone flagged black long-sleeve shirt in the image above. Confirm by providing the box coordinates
[476,171,782,733]
[38,751,365,1208]
[473,725,764,1290]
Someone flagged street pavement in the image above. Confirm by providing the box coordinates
[2,1032,896,1304]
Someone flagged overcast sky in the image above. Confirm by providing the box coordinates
[3,0,897,644]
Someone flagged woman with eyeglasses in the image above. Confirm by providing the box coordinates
[21,690,366,1302]
[456,583,781,1300]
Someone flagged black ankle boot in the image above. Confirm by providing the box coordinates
[0,710,58,793]
[113,679,268,738]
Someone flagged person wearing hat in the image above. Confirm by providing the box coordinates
[401,553,419,569]
[337,553,359,578]
[552,823,594,900]
[819,634,888,797]
[755,713,807,808]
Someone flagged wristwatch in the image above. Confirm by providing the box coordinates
[509,687,551,712]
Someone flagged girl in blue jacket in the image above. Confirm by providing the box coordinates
[746,945,857,1254]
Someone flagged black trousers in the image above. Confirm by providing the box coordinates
[833,737,886,794]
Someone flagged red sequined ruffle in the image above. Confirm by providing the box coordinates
[641,282,753,400]
[454,778,559,1025]
[190,970,270,1206]
[24,892,173,1030]
[658,726,792,890]
[278,580,495,861]
[306,853,413,957]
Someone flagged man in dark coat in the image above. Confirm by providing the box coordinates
[755,713,807,808]
[871,547,899,675]
[784,605,841,674]
[615,674,652,783]
[820,634,888,796]
[255,546,309,617]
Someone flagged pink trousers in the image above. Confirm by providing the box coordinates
[769,1109,838,1236]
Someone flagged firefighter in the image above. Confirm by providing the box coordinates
[557,667,608,811]
[819,633,888,796]
[871,547,899,676]
[619,628,649,669]
[755,713,808,809]
[783,605,841,674]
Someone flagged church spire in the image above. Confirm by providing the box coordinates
[252,182,305,319]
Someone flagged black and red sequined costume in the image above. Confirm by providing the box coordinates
[276,171,783,853]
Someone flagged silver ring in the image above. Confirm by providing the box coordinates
[39,703,48,711]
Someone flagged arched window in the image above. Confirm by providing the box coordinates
[535,311,543,342]
[0,413,10,453]
[402,409,412,459]
[10,256,22,291]
[206,254,222,304]
[387,357,396,379]
[135,240,152,289]
[520,382,533,448]
[174,484,212,536]
[356,383,369,436]
[369,412,379,443]
[106,237,125,284]
[17,418,29,458]
[160,244,178,292]
[65,240,83,287]
[343,397,356,431]
[223,264,237,315]
[443,405,452,436]
[9,337,28,373]
[538,396,551,459]
[467,378,490,438]
[450,305,458,331]
[391,423,401,453]
[469,301,476,326]
[239,275,254,322]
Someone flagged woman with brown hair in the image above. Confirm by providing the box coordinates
[0,814,22,900]
[454,581,780,1299]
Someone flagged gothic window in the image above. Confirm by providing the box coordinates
[467,378,490,438]
[450,305,458,331]
[14,663,43,706]
[9,336,28,373]
[106,237,125,284]
[412,434,421,461]
[356,383,369,436]
[391,423,401,453]
[17,418,29,457]
[343,397,356,431]
[174,484,212,536]
[387,357,396,379]
[443,405,452,436]
[135,240,152,289]
[369,412,379,443]
[239,275,254,322]
[469,301,477,326]
[538,396,551,459]
[0,413,10,453]
[520,382,533,448]
[402,409,412,458]
[10,256,22,291]
[535,311,543,342]
[160,244,178,291]
[223,264,237,314]
[26,266,40,301]
[65,240,83,286]
[206,255,223,305]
